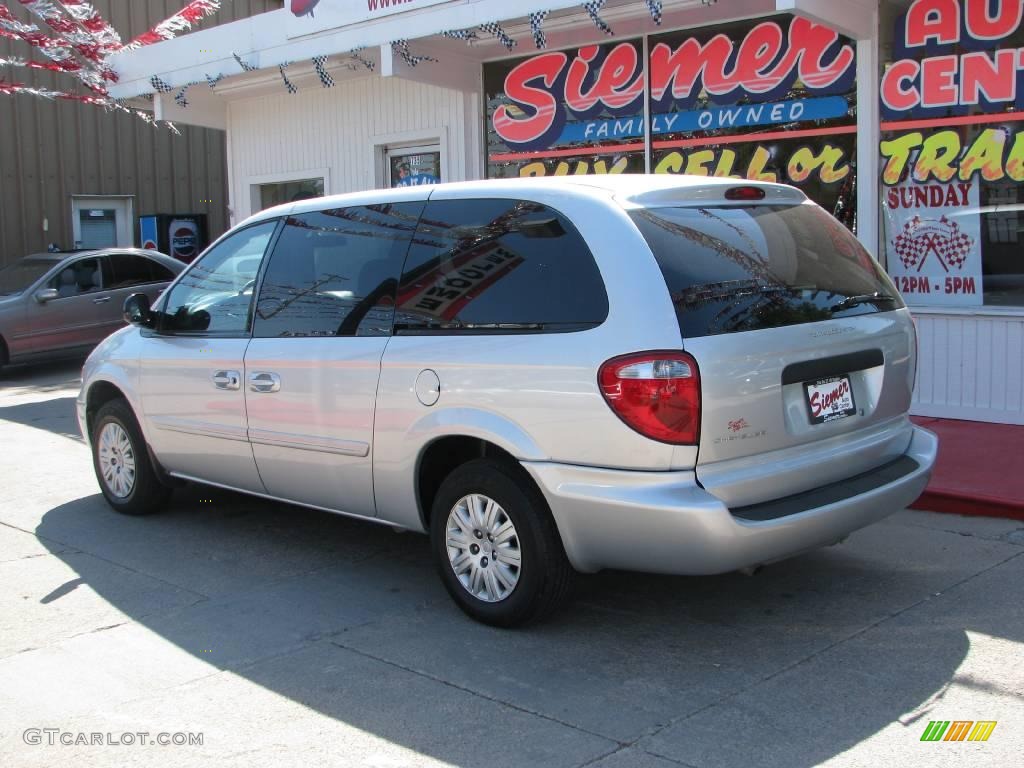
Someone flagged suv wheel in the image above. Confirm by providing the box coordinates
[430,459,573,627]
[91,400,171,515]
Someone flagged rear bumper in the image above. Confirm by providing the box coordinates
[522,426,937,575]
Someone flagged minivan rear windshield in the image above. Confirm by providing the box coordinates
[629,204,904,338]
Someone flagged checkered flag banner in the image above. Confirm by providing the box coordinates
[442,28,478,44]
[279,62,297,94]
[312,55,335,87]
[150,75,174,93]
[892,215,974,271]
[645,0,663,25]
[583,1,613,36]
[348,48,375,72]
[479,21,516,50]
[529,10,549,49]
[391,40,437,68]
[205,73,223,89]
[233,52,257,72]
[174,84,191,108]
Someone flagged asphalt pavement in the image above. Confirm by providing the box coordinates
[1,358,1022,768]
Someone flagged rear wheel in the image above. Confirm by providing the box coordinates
[430,459,573,627]
[91,399,171,515]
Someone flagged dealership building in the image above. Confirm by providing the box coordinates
[108,0,1024,425]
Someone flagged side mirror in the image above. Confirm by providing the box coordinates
[34,288,59,304]
[123,293,155,328]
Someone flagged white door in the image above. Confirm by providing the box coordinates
[71,197,134,249]
[138,220,279,492]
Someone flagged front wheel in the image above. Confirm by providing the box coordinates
[91,399,171,515]
[430,459,574,627]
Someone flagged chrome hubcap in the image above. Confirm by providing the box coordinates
[98,422,136,499]
[445,493,521,603]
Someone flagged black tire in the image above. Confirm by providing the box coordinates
[91,399,171,515]
[430,458,574,627]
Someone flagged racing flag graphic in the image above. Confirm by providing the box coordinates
[892,215,974,273]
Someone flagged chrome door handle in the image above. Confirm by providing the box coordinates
[212,370,241,391]
[93,296,112,304]
[249,372,281,393]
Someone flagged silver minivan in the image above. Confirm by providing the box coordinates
[78,176,937,626]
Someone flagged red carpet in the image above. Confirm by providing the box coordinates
[910,416,1024,520]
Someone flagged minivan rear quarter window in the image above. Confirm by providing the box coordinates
[396,198,608,332]
[630,203,904,338]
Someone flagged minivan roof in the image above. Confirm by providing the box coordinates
[242,174,806,228]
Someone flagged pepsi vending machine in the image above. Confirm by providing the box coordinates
[138,214,209,264]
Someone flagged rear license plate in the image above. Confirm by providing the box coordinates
[804,375,856,424]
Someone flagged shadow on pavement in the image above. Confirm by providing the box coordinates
[0,396,81,441]
[0,357,83,393]
[33,481,1021,768]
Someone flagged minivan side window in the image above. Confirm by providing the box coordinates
[253,203,424,338]
[396,198,608,332]
[158,221,278,336]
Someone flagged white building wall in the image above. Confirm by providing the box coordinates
[226,75,479,223]
[913,312,1024,425]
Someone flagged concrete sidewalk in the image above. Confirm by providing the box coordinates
[1,359,1022,768]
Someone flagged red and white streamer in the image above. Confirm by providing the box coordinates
[122,1,222,51]
[1,1,223,130]
[1,77,106,104]
[0,5,108,91]
[0,52,82,74]
[54,1,122,50]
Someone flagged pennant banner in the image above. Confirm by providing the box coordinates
[645,0,663,25]
[442,28,478,43]
[278,61,297,94]
[479,21,516,51]
[312,55,335,87]
[233,52,257,72]
[348,47,374,72]
[583,1,613,36]
[391,39,437,68]
[529,10,549,49]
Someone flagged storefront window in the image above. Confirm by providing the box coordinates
[388,148,441,187]
[880,0,1024,308]
[482,17,859,227]
[647,17,858,225]
[484,39,647,178]
[258,177,325,210]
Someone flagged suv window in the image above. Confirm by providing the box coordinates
[253,203,423,338]
[629,204,904,338]
[108,254,174,288]
[49,257,104,297]
[159,221,277,335]
[396,198,608,332]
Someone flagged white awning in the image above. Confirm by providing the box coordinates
[107,0,875,101]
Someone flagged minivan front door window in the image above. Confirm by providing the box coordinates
[158,222,277,335]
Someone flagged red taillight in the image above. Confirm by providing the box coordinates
[598,351,701,445]
[724,185,766,201]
